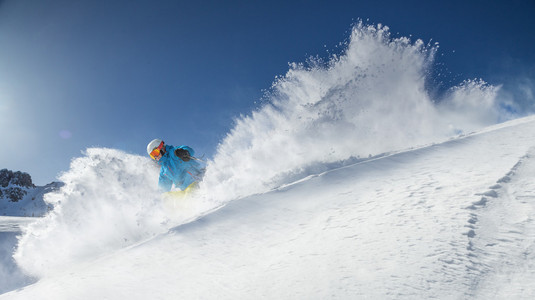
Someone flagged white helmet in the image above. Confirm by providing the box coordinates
[147,139,163,156]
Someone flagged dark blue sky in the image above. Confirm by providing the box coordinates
[1,0,534,185]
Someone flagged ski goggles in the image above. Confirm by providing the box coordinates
[150,141,165,160]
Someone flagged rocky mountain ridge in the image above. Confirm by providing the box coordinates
[0,169,35,203]
[0,169,62,217]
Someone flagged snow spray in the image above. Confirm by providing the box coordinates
[14,148,169,277]
[199,22,505,203]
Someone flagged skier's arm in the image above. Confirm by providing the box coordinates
[174,146,195,161]
[179,146,195,156]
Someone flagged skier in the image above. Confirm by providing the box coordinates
[147,139,205,193]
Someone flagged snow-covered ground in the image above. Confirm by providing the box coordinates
[0,217,36,232]
[0,219,37,294]
[2,116,534,299]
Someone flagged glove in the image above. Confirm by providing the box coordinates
[175,148,191,162]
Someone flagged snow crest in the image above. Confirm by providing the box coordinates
[200,23,508,203]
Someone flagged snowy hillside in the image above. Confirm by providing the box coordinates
[1,116,534,299]
[0,169,60,217]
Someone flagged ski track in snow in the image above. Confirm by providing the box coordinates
[2,116,535,299]
[465,147,535,298]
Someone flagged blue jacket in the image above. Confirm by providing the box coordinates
[157,145,204,192]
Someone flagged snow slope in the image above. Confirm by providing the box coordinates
[3,116,535,299]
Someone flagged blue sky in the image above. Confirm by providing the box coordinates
[1,0,534,185]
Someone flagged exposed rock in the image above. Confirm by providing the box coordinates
[0,169,34,188]
[5,187,27,202]
[0,169,10,187]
